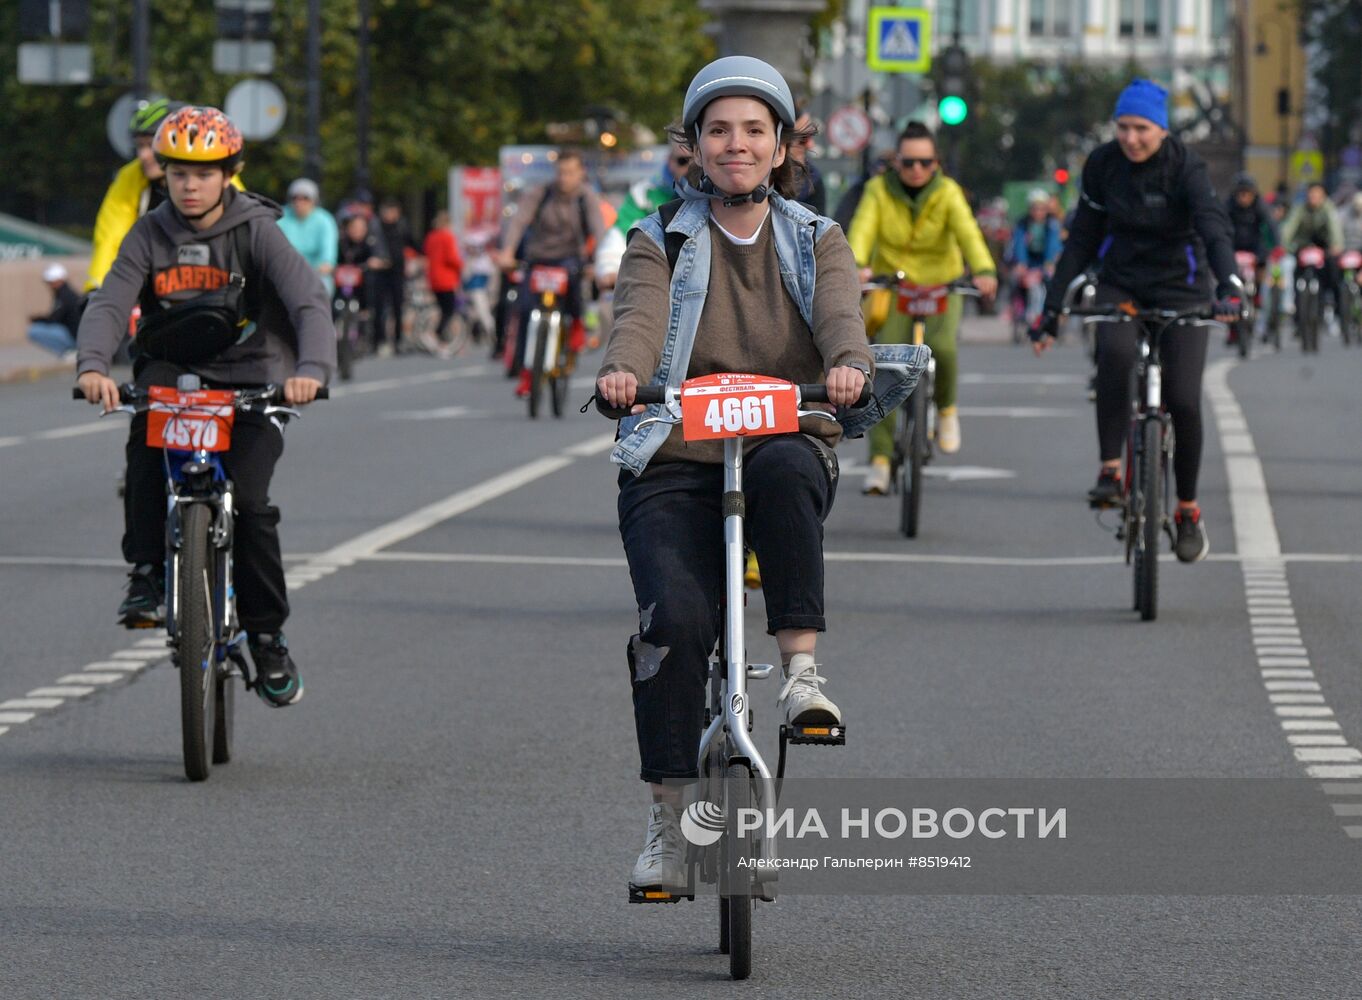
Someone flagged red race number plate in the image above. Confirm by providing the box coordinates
[529,266,570,295]
[680,373,799,442]
[896,284,950,316]
[1298,246,1326,268]
[146,386,235,452]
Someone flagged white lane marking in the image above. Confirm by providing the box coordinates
[0,437,23,449]
[34,422,123,441]
[955,406,1081,418]
[920,465,1017,482]
[0,557,127,568]
[959,372,1086,385]
[364,552,629,568]
[324,369,461,397]
[29,686,95,697]
[1321,784,1362,795]
[83,661,146,672]
[1208,358,1362,819]
[0,712,36,724]
[0,727,7,736]
[0,698,63,710]
[61,674,122,685]
[563,433,619,458]
[110,649,170,660]
[381,406,485,421]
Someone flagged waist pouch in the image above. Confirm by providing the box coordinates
[134,283,254,364]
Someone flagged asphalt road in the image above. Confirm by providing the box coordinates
[2,329,1361,998]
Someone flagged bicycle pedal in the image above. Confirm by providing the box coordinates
[747,663,775,680]
[628,885,693,904]
[782,722,847,746]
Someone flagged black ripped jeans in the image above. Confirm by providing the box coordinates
[124,360,290,634]
[1092,283,1210,503]
[617,435,837,783]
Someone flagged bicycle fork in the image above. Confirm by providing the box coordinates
[695,437,779,884]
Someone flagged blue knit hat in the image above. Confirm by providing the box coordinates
[1114,78,1169,129]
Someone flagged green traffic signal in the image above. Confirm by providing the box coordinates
[938,95,968,126]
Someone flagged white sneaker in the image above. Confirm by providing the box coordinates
[862,457,891,496]
[630,803,687,889]
[375,342,395,359]
[777,653,842,727]
[937,410,961,453]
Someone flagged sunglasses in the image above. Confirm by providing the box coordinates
[898,157,936,169]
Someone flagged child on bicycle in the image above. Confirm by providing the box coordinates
[595,56,873,892]
[75,106,334,707]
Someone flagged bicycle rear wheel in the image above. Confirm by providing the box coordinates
[528,314,549,419]
[177,503,216,781]
[336,315,355,381]
[722,761,753,980]
[900,385,928,538]
[1135,419,1161,621]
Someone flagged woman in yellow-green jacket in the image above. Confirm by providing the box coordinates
[847,121,996,491]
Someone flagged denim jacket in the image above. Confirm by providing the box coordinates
[611,192,930,475]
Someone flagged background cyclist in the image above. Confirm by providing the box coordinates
[846,120,996,493]
[1032,79,1240,564]
[596,56,871,893]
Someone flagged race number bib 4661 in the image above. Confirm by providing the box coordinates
[680,373,799,442]
[146,386,235,452]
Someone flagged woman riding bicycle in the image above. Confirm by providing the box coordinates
[846,120,997,490]
[595,56,873,892]
[1033,79,1240,563]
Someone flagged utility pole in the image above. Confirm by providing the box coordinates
[355,0,372,195]
[305,0,322,185]
[131,0,150,100]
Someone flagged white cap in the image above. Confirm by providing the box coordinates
[1027,188,1051,206]
[287,177,320,202]
[42,263,68,283]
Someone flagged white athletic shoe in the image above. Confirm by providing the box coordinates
[630,803,687,890]
[937,409,961,453]
[777,653,843,727]
[862,456,891,495]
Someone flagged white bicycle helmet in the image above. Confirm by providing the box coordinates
[682,56,797,134]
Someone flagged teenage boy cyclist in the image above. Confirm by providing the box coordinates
[75,106,335,707]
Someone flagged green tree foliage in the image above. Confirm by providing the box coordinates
[0,0,711,230]
[930,60,1133,198]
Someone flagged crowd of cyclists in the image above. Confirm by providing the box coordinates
[62,65,1362,896]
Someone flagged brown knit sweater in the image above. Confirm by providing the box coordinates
[599,214,873,465]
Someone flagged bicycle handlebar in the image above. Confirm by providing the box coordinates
[71,384,330,405]
[861,275,981,296]
[593,382,872,420]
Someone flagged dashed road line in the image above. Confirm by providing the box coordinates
[1208,358,1362,826]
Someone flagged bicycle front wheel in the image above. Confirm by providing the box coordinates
[177,502,216,781]
[1135,419,1161,621]
[900,385,928,538]
[722,761,753,980]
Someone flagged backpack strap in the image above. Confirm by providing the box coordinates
[230,221,256,321]
[626,199,688,275]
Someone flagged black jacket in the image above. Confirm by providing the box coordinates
[1045,136,1235,311]
[40,282,84,336]
[1226,194,1278,258]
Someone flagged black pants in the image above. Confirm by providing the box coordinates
[1092,284,1209,503]
[516,258,582,372]
[371,269,405,349]
[617,436,838,783]
[433,290,458,343]
[124,360,290,634]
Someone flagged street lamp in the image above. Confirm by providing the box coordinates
[1254,14,1292,187]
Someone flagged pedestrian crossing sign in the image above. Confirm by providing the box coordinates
[868,7,931,73]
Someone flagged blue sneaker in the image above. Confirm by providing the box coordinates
[249,632,304,707]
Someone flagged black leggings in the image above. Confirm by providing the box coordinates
[1093,284,1210,503]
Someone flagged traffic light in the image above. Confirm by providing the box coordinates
[1053,167,1070,186]
[936,45,970,126]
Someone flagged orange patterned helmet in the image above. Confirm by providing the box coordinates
[152,106,244,167]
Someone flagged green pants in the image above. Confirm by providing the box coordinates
[869,293,962,460]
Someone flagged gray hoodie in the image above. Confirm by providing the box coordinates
[78,188,335,384]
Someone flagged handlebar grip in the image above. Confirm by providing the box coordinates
[315,386,329,400]
[70,387,84,400]
[799,383,873,407]
[594,384,667,419]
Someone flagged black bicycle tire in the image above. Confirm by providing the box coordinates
[337,313,355,381]
[1236,318,1250,359]
[902,386,927,538]
[1298,286,1317,354]
[528,314,550,419]
[724,761,753,980]
[178,503,215,781]
[1137,419,1161,621]
[212,657,234,765]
